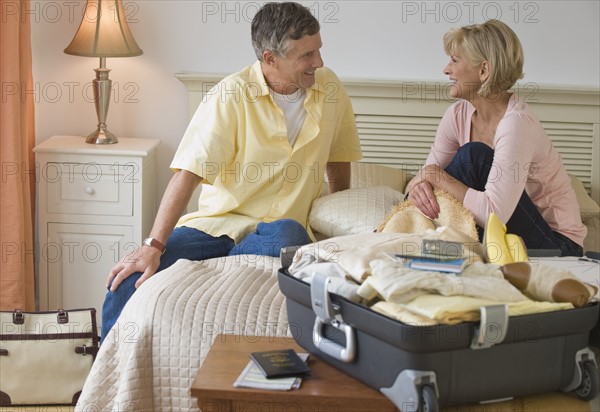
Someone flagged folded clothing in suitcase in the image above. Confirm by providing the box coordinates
[277,268,599,411]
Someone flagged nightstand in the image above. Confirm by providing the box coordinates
[34,136,160,325]
[192,334,398,412]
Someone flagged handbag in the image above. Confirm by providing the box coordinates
[0,308,99,406]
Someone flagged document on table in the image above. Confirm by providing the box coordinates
[233,352,310,391]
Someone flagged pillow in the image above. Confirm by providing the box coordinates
[569,174,600,218]
[309,186,404,238]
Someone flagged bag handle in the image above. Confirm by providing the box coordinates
[12,310,24,325]
[11,309,69,324]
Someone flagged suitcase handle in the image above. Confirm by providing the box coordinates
[313,318,356,363]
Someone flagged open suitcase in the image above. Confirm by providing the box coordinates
[277,265,600,411]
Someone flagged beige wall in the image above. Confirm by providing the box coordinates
[30,0,600,203]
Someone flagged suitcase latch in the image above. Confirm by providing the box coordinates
[311,272,339,322]
[310,272,356,363]
[471,304,509,349]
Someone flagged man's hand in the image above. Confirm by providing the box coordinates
[106,245,162,292]
[104,169,202,292]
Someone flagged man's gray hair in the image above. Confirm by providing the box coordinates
[251,2,320,60]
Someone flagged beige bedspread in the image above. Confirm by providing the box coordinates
[75,255,289,411]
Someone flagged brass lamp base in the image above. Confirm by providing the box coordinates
[85,57,118,145]
[86,127,118,145]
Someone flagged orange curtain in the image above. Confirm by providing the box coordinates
[0,0,36,310]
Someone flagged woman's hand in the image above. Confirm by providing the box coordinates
[406,164,445,219]
[408,180,440,219]
[106,246,162,292]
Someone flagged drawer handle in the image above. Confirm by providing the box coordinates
[85,187,95,195]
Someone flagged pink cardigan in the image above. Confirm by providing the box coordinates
[427,94,586,247]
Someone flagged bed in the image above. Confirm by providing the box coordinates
[75,77,600,411]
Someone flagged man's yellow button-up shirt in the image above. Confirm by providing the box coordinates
[171,61,362,242]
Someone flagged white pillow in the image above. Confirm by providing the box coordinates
[309,186,404,238]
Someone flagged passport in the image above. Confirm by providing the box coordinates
[249,349,311,379]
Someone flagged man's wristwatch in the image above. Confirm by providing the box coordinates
[143,237,166,254]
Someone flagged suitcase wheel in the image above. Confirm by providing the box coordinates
[419,384,439,412]
[574,361,599,401]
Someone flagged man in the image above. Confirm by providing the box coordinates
[101,2,362,340]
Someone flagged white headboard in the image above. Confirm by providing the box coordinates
[176,73,600,206]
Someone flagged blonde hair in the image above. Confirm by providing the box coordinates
[443,20,524,97]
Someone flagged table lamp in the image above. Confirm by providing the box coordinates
[64,0,143,144]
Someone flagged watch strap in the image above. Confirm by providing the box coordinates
[143,237,166,254]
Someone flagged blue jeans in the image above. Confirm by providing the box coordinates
[101,219,311,341]
[445,142,582,257]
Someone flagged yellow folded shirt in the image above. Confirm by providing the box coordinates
[371,301,439,326]
[391,294,574,325]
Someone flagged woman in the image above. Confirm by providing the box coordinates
[406,19,586,256]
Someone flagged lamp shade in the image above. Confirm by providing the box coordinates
[64,0,143,57]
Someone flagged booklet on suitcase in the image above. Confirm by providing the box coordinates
[390,252,467,274]
[407,257,467,274]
